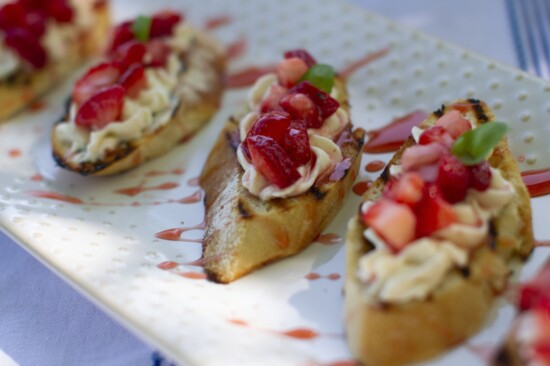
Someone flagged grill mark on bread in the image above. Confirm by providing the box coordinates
[459,266,470,278]
[493,346,512,366]
[309,186,326,200]
[434,105,445,118]
[380,165,391,183]
[237,200,253,219]
[227,130,240,151]
[473,102,490,122]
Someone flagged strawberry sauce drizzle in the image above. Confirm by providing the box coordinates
[305,272,341,281]
[30,174,43,182]
[187,176,200,187]
[363,110,430,153]
[536,240,550,247]
[352,180,372,196]
[145,168,185,177]
[227,318,329,340]
[226,37,247,60]
[179,272,207,280]
[315,233,342,245]
[155,222,205,243]
[339,47,390,80]
[157,261,206,279]
[8,149,22,158]
[225,65,278,89]
[365,160,385,172]
[27,189,202,206]
[203,15,232,30]
[157,261,179,270]
[114,181,179,196]
[521,168,550,197]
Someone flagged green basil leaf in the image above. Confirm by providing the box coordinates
[451,121,508,165]
[299,64,335,92]
[132,15,152,42]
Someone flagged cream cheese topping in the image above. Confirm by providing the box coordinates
[237,73,348,200]
[0,40,19,79]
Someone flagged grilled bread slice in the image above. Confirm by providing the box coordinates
[51,24,225,176]
[200,77,364,283]
[345,99,534,366]
[0,0,110,121]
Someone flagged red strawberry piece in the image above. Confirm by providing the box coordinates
[284,49,317,68]
[72,62,122,105]
[147,39,171,67]
[283,120,312,166]
[246,135,300,188]
[46,0,74,23]
[279,92,322,128]
[75,85,126,131]
[150,10,182,38]
[362,198,416,252]
[288,81,340,121]
[3,28,47,69]
[436,110,472,138]
[519,265,550,311]
[19,0,45,10]
[436,153,470,203]
[276,57,308,88]
[247,111,292,145]
[385,172,424,206]
[109,21,134,53]
[114,40,147,69]
[418,126,454,146]
[469,161,492,191]
[0,2,26,30]
[119,63,147,98]
[21,11,47,37]
[413,184,456,238]
[401,143,445,172]
[259,84,287,113]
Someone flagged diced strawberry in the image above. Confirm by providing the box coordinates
[259,84,287,113]
[385,172,424,206]
[284,49,317,68]
[246,135,300,188]
[436,110,472,138]
[113,40,147,69]
[150,11,182,38]
[469,161,492,191]
[3,28,47,68]
[276,57,309,88]
[401,143,444,172]
[436,153,470,203]
[0,2,25,31]
[288,81,340,121]
[147,39,171,67]
[247,111,292,145]
[362,198,416,252]
[283,120,312,166]
[519,265,550,311]
[279,93,321,128]
[19,0,45,10]
[46,0,74,23]
[413,184,456,238]
[119,63,147,98]
[418,126,454,146]
[21,11,47,37]
[75,85,126,131]
[109,21,134,53]
[72,62,122,105]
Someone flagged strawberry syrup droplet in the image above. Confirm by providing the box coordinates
[365,160,385,172]
[8,148,21,158]
[114,181,179,196]
[157,261,179,270]
[363,111,430,153]
[535,240,550,247]
[339,47,390,80]
[187,176,200,187]
[179,272,207,280]
[27,191,83,204]
[352,180,372,196]
[225,65,278,89]
[522,168,550,197]
[281,328,319,340]
[203,15,232,30]
[305,272,321,280]
[226,37,247,60]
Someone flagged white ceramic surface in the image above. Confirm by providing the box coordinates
[1,1,549,365]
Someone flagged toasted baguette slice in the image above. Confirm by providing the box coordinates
[200,77,364,283]
[0,0,110,121]
[345,99,534,366]
[51,26,225,176]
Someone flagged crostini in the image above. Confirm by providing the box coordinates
[52,10,225,175]
[0,0,110,120]
[200,49,365,283]
[345,99,534,365]
[493,262,550,366]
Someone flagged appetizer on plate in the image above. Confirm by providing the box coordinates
[493,261,550,366]
[0,0,110,120]
[200,49,364,283]
[345,99,534,365]
[52,10,225,176]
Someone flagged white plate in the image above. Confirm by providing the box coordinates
[1,1,550,365]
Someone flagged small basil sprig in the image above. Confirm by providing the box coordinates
[132,15,152,42]
[299,64,335,92]
[451,121,508,165]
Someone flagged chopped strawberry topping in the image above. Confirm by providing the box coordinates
[284,49,317,68]
[146,39,171,67]
[469,161,492,191]
[75,85,126,131]
[259,84,287,113]
[288,81,340,122]
[413,184,456,238]
[519,265,550,312]
[279,93,321,128]
[20,11,46,37]
[46,0,74,23]
[418,125,454,147]
[114,40,147,69]
[362,199,416,252]
[436,110,472,138]
[401,143,444,172]
[385,172,424,206]
[436,153,471,203]
[276,57,309,88]
[247,111,292,145]
[150,11,183,38]
[109,21,134,53]
[72,62,122,106]
[119,63,147,98]
[0,3,26,31]
[283,120,312,166]
[246,135,300,188]
[3,28,47,68]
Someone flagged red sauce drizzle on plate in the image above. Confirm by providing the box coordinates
[27,191,83,204]
[281,328,319,340]
[204,15,232,30]
[145,168,184,177]
[339,47,390,80]
[30,174,43,182]
[115,182,179,196]
[157,261,179,270]
[8,148,22,158]
[187,176,200,187]
[225,65,277,89]
[363,110,430,154]
[365,160,385,172]
[315,233,342,245]
[155,227,204,243]
[305,272,341,281]
[522,168,550,197]
[179,272,207,280]
[226,37,247,60]
[535,240,550,247]
[352,180,372,196]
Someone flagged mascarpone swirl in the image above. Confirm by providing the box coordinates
[357,121,515,304]
[236,74,349,200]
